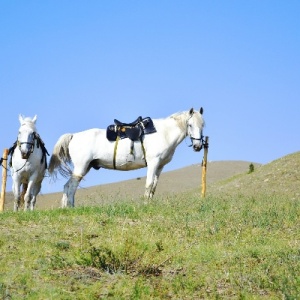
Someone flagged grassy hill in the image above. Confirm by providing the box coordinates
[0,152,299,299]
[4,160,260,210]
[210,151,300,199]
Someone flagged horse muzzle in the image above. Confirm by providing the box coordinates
[193,144,202,152]
[18,142,34,159]
[190,135,204,152]
[21,151,31,159]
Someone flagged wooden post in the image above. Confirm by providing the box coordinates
[0,149,9,212]
[201,136,209,198]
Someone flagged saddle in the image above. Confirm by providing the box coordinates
[106,116,156,141]
[106,116,156,168]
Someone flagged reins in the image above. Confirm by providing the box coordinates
[12,158,29,173]
[0,142,17,170]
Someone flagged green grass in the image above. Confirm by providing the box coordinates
[0,191,299,299]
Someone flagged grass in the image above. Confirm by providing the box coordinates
[0,190,299,299]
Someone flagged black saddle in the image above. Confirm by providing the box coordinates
[114,116,142,127]
[106,116,156,141]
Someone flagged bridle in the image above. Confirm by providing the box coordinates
[186,114,204,148]
[0,125,49,172]
[13,132,37,172]
[17,132,36,157]
[189,135,204,145]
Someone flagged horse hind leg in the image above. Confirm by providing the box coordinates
[62,174,82,208]
[20,183,28,210]
[13,192,21,212]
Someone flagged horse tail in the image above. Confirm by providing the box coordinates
[48,133,73,179]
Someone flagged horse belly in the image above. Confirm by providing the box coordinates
[114,159,146,171]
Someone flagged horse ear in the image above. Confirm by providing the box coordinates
[200,107,204,115]
[19,114,24,124]
[32,115,37,123]
[189,108,194,115]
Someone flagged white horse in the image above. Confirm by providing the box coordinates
[48,108,205,208]
[10,115,48,211]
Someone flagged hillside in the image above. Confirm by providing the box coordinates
[210,151,300,199]
[1,153,299,299]
[3,160,260,210]
[3,151,300,211]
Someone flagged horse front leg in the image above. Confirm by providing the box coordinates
[12,180,21,212]
[144,161,161,200]
[28,181,42,211]
[149,166,164,199]
[23,181,34,211]
[62,174,82,208]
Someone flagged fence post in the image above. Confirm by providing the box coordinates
[201,136,209,198]
[0,149,9,212]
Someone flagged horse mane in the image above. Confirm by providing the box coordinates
[169,111,190,131]
[169,110,205,131]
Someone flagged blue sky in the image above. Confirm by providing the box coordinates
[1,1,299,194]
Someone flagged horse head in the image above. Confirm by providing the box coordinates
[17,115,37,159]
[187,107,205,152]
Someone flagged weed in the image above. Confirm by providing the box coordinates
[248,163,255,173]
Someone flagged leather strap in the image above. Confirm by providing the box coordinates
[113,136,120,169]
[140,138,147,166]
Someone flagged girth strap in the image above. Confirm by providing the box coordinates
[113,136,120,169]
[140,137,147,166]
[113,137,147,169]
